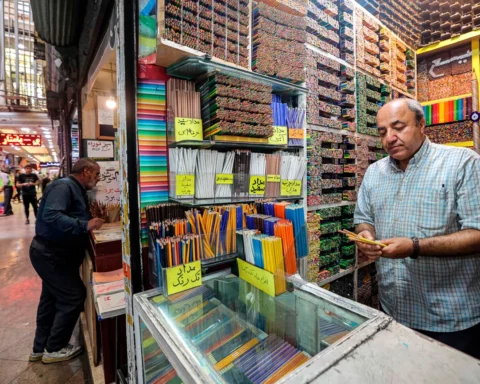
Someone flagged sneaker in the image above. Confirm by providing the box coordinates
[25,219,30,224]
[42,344,83,364]
[29,351,43,362]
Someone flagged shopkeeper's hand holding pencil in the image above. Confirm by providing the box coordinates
[355,230,382,261]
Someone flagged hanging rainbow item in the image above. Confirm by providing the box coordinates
[138,71,169,246]
[422,97,472,126]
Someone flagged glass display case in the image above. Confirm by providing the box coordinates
[134,273,387,384]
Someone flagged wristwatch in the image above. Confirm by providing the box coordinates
[410,237,420,259]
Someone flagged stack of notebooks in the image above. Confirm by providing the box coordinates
[93,268,126,319]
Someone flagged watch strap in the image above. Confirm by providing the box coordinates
[410,237,420,259]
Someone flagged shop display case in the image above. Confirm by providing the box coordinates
[134,274,480,384]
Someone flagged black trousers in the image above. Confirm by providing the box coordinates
[415,323,480,360]
[30,238,86,353]
[3,186,13,214]
[23,195,38,219]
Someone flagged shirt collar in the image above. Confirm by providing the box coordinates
[68,175,87,193]
[389,137,431,172]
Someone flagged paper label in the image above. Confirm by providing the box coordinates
[281,180,302,196]
[267,174,281,182]
[174,117,203,142]
[249,176,266,195]
[238,259,275,297]
[176,174,195,196]
[289,128,304,139]
[215,174,234,184]
[166,261,202,295]
[268,126,288,145]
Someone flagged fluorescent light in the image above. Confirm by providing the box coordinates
[18,43,25,49]
[20,128,30,132]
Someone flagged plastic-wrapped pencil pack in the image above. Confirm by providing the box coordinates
[163,0,250,68]
[252,3,306,83]
[198,73,274,138]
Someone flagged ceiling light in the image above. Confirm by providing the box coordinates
[20,128,30,132]
[106,96,117,109]
[18,43,25,49]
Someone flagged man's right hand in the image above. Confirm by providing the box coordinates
[87,218,105,231]
[357,230,382,261]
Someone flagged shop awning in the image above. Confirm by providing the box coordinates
[30,0,86,47]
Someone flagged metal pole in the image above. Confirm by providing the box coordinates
[14,0,19,99]
[116,0,140,381]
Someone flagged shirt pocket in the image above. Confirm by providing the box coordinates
[413,187,449,232]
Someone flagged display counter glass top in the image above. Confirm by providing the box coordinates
[144,275,367,383]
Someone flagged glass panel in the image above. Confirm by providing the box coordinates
[148,275,367,383]
[140,318,183,384]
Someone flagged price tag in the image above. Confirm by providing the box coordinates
[166,261,202,295]
[249,176,266,195]
[267,174,281,182]
[268,126,288,145]
[215,174,234,184]
[238,259,275,297]
[176,174,195,196]
[281,180,302,196]
[289,128,304,140]
[174,117,203,142]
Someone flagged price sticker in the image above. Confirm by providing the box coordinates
[174,117,203,142]
[238,259,275,297]
[166,261,202,295]
[268,126,288,145]
[281,180,302,196]
[249,176,266,195]
[215,174,234,184]
[267,174,281,182]
[176,174,195,196]
[289,128,304,140]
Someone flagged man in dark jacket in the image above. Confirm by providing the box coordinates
[29,158,104,364]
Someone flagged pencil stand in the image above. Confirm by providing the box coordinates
[148,229,239,290]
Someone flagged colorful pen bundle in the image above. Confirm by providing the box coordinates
[198,74,274,138]
[286,106,306,146]
[252,3,306,83]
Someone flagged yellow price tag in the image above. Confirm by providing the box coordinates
[289,128,304,139]
[238,259,275,297]
[176,174,195,196]
[281,180,302,196]
[268,126,288,145]
[166,261,202,295]
[267,174,281,182]
[152,295,166,304]
[215,174,234,184]
[174,117,203,142]
[249,176,266,195]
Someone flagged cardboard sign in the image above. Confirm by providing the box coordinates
[174,117,203,142]
[238,259,275,297]
[267,174,281,182]
[249,176,266,195]
[166,261,202,295]
[215,174,234,184]
[289,128,304,139]
[86,140,114,159]
[281,180,302,196]
[176,174,195,196]
[268,126,288,145]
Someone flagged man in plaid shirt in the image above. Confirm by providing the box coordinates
[354,98,480,359]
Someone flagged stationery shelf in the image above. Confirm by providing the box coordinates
[317,259,376,287]
[166,57,308,95]
[169,196,302,208]
[168,139,302,153]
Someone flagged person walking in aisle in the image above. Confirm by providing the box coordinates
[354,98,480,359]
[16,164,39,224]
[0,165,14,216]
[29,158,104,364]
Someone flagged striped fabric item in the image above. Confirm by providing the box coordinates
[422,96,472,126]
[138,79,168,245]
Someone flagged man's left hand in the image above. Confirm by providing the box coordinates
[379,237,414,259]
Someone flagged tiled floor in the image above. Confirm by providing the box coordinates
[0,202,89,383]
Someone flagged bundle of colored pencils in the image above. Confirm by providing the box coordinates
[338,229,387,248]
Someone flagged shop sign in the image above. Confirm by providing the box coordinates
[166,261,202,295]
[0,134,42,146]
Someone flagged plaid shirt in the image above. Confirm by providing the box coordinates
[354,138,480,332]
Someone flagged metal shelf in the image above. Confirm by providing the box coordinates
[168,139,302,153]
[167,57,308,94]
[317,259,376,287]
[307,201,356,211]
[169,196,302,207]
